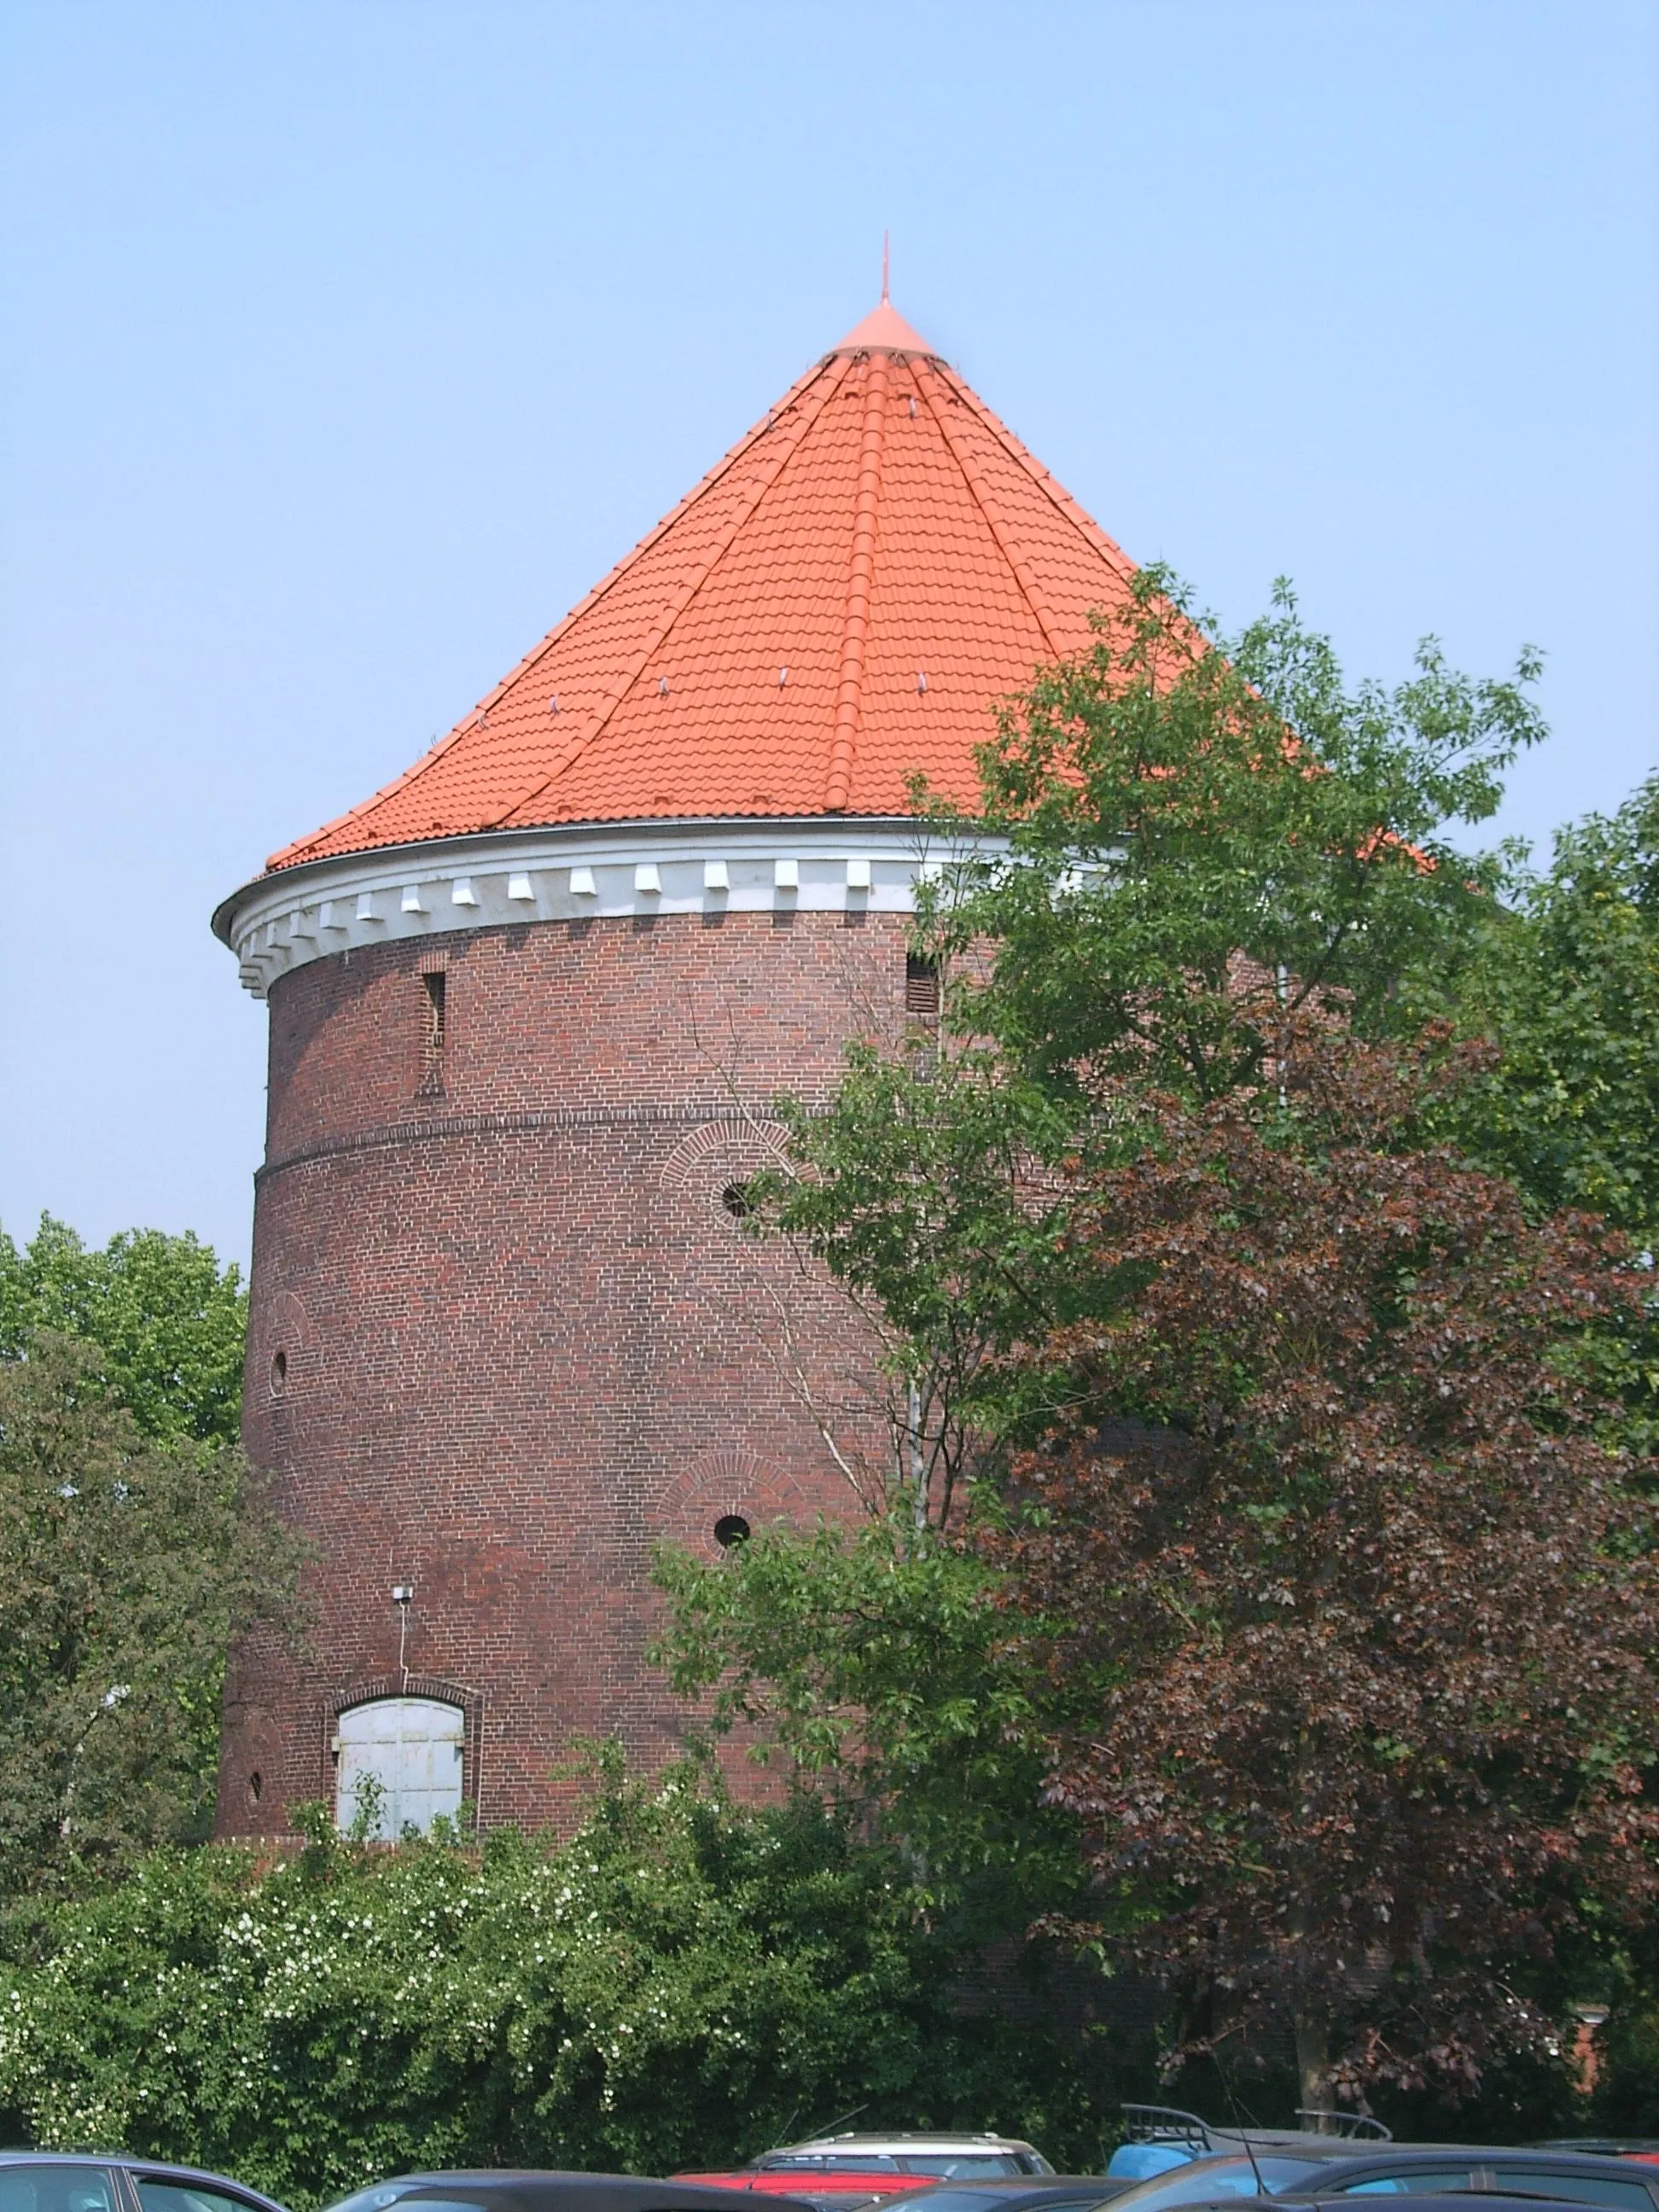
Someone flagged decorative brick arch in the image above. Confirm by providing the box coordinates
[656,1115,791,1234]
[655,1441,832,1559]
[321,1673,486,1818]
[253,1285,317,1404]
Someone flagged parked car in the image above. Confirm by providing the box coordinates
[323,2180,821,2212]
[1102,2145,1659,2212]
[1190,2196,1627,2212]
[876,2180,1127,2212]
[0,2155,289,2212]
[1108,2110,1392,2182]
[743,2141,1054,2182]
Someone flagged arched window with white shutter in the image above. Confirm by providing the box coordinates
[334,1696,464,1837]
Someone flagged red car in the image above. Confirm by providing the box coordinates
[674,2180,922,2209]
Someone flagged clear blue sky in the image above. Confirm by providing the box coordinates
[3,0,1656,1270]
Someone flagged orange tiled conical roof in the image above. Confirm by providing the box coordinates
[269,301,1139,872]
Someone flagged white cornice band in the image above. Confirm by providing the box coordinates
[214,818,987,1001]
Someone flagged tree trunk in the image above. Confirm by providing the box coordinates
[1295,2011,1330,2116]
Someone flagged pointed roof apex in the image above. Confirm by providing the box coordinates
[830,295,937,358]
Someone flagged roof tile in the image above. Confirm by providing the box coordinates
[267,306,1139,872]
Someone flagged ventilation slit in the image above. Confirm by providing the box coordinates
[422,970,446,1049]
[905,954,940,1019]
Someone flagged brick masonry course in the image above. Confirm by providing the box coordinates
[218,906,913,1837]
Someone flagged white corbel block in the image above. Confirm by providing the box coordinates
[507,872,535,902]
[451,877,479,908]
[846,857,872,891]
[319,900,346,933]
[634,862,661,895]
[703,859,730,892]
[774,858,799,890]
[569,865,597,898]
[289,909,316,940]
[401,886,427,914]
[357,892,381,923]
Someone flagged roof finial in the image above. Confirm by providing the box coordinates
[881,230,890,306]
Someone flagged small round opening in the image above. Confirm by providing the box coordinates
[720,1182,751,1220]
[270,1349,288,1393]
[713,1514,752,1550]
[247,1769,263,1804]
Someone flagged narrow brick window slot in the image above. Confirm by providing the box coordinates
[422,969,446,1049]
[905,954,940,1018]
[714,1514,752,1549]
[271,1348,287,1394]
[721,1182,751,1219]
[247,1769,263,1804]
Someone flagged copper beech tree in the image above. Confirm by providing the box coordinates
[659,577,1659,2108]
[992,1028,1659,2105]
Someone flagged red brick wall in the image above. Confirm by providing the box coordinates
[218,907,911,1837]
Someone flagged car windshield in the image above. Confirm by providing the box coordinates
[1105,2158,1326,2211]
[1321,2174,1476,2197]
[760,2164,903,2177]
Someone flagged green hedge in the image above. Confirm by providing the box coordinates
[0,1770,1105,2208]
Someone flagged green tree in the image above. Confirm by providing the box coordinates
[924,570,1544,1103]
[0,1214,247,1446]
[655,1515,1094,1955]
[758,1048,1094,1527]
[732,577,1549,1518]
[1444,773,1659,1246]
[0,1334,301,1901]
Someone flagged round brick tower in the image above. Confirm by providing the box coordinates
[211,294,1144,1838]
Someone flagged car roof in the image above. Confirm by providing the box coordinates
[676,2181,913,2198]
[358,2180,818,2212]
[1283,2148,1659,2175]
[1532,2147,1659,2160]
[1174,2146,1659,2169]
[1194,2198,1634,2212]
[1256,2200,1628,2212]
[877,2188,1106,2207]
[882,2188,1103,2198]
[680,2179,913,2190]
[791,2145,1037,2157]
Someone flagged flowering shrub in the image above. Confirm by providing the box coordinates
[0,1764,1099,2207]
